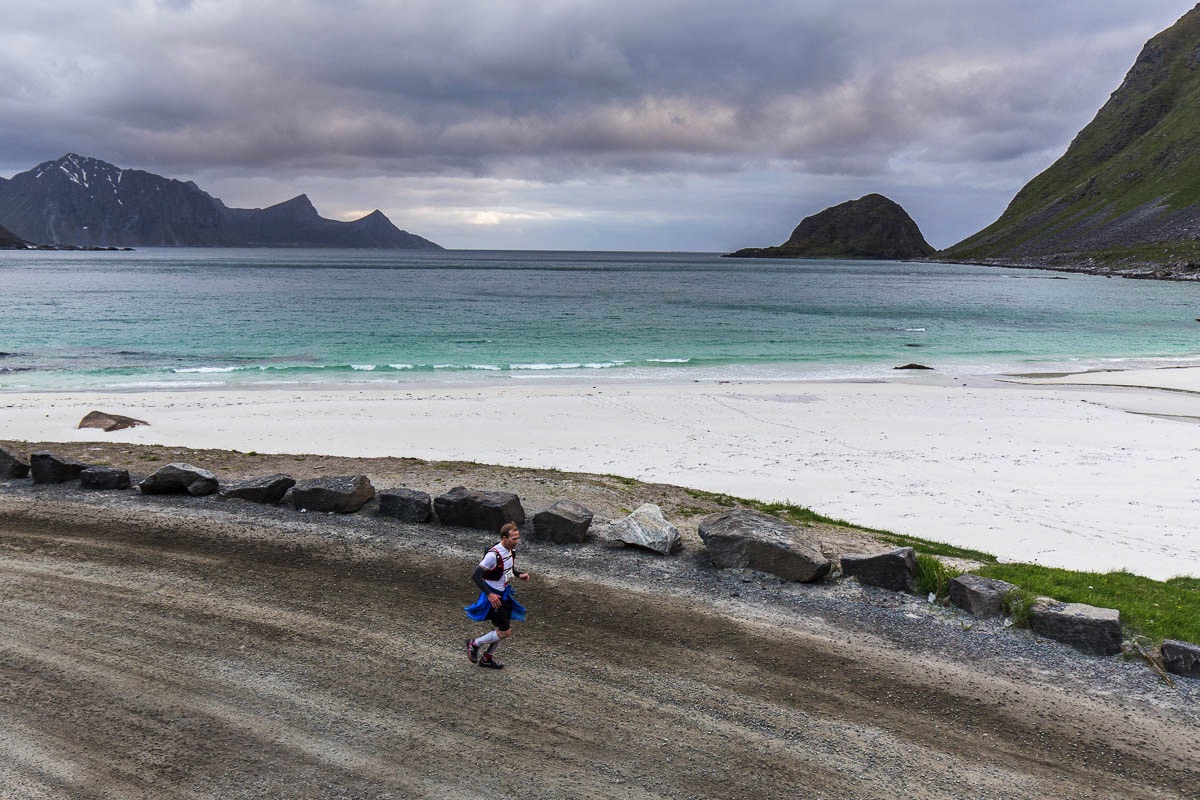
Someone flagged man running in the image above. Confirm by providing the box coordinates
[465,522,530,669]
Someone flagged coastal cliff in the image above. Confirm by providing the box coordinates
[727,193,935,260]
[940,5,1200,278]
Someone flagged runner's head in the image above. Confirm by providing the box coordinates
[500,522,520,549]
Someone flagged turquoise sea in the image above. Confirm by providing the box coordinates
[3,248,1200,391]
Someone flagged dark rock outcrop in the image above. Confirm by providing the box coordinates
[434,486,526,532]
[378,488,434,523]
[840,547,917,593]
[532,500,594,543]
[697,509,830,582]
[727,194,934,260]
[220,474,296,504]
[607,504,681,555]
[30,451,89,484]
[948,574,1015,619]
[1161,639,1200,678]
[290,475,376,513]
[139,463,219,496]
[0,153,442,249]
[1029,600,1123,656]
[77,410,149,432]
[79,466,131,491]
[0,446,30,479]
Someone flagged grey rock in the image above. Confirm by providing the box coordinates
[139,463,219,497]
[30,451,90,484]
[220,474,296,504]
[1161,639,1200,679]
[0,446,29,479]
[434,486,526,532]
[532,500,594,543]
[378,488,434,523]
[948,574,1016,618]
[840,547,917,593]
[697,508,830,582]
[79,466,131,490]
[290,475,376,513]
[1029,600,1122,656]
[609,504,681,555]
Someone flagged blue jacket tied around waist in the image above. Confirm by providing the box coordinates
[465,586,526,621]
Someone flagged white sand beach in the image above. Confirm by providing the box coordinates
[4,366,1199,580]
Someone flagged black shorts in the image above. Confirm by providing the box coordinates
[486,597,513,631]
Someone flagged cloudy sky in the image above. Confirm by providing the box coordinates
[1,0,1194,250]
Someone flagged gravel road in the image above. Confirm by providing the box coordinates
[0,472,1197,799]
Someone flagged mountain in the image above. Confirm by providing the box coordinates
[727,193,935,259]
[0,221,29,249]
[940,6,1200,277]
[0,153,442,249]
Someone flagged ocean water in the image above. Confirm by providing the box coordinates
[3,248,1200,390]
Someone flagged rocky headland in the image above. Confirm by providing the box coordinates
[726,193,935,260]
[938,5,1200,278]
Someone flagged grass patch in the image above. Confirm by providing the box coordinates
[915,554,963,598]
[604,474,639,487]
[977,564,1200,644]
[1002,587,1038,628]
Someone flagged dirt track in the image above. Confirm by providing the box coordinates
[0,491,1198,798]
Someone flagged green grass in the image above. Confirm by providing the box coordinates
[977,564,1200,644]
[915,554,962,598]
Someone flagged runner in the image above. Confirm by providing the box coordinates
[465,522,529,669]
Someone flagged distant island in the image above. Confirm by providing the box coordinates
[726,193,935,260]
[0,154,441,250]
[938,5,1200,279]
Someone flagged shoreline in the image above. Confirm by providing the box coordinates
[4,366,1200,579]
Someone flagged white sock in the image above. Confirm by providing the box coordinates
[473,631,499,648]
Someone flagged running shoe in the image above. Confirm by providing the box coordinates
[467,639,480,663]
[478,655,504,670]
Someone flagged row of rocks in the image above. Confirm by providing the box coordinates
[4,447,1198,679]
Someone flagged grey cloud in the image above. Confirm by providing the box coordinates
[0,0,1195,248]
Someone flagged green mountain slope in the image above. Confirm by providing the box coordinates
[942,5,1200,276]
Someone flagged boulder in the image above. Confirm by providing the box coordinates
[609,504,681,555]
[532,500,594,543]
[138,463,219,496]
[30,451,90,484]
[290,475,375,513]
[77,410,149,432]
[0,446,30,479]
[697,509,830,582]
[1161,640,1200,679]
[948,574,1016,618]
[378,487,434,523]
[1029,600,1122,656]
[220,474,296,504]
[840,547,917,593]
[79,466,131,491]
[434,486,526,531]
